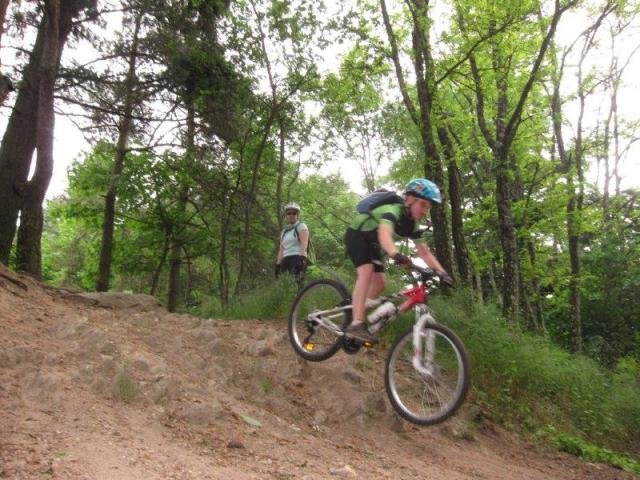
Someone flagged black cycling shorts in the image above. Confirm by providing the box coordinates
[344,227,385,272]
[280,255,307,276]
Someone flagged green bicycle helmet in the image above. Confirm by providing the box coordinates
[405,178,442,204]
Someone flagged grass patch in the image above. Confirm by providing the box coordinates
[553,434,640,474]
[198,275,300,320]
[260,377,273,394]
[428,288,640,460]
[196,267,354,321]
[112,369,138,403]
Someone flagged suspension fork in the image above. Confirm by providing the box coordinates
[412,304,437,375]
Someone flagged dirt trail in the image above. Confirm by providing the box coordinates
[0,266,635,479]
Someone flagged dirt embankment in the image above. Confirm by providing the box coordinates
[0,265,635,479]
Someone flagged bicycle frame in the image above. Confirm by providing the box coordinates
[308,306,350,336]
[289,268,469,425]
[306,267,439,353]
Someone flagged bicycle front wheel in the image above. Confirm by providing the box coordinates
[288,279,351,361]
[385,322,469,425]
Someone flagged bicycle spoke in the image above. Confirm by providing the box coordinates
[385,324,469,425]
[288,280,351,361]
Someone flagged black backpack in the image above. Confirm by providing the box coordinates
[356,189,404,213]
[355,189,404,230]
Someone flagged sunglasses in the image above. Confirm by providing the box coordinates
[286,211,298,215]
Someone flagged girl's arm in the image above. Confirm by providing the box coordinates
[276,241,284,264]
[298,228,309,257]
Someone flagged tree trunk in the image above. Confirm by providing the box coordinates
[0,24,44,263]
[218,176,235,307]
[380,0,453,272]
[473,267,483,304]
[526,239,545,333]
[276,114,286,231]
[167,233,182,312]
[167,100,195,312]
[272,114,286,263]
[218,219,230,307]
[150,237,169,296]
[567,194,582,352]
[0,0,10,98]
[14,0,60,277]
[438,126,472,283]
[236,106,276,295]
[411,5,452,273]
[460,1,571,322]
[96,13,142,292]
[518,267,534,331]
[489,258,502,307]
[0,1,9,43]
[0,0,88,264]
[495,164,520,322]
[218,141,245,306]
[547,12,605,351]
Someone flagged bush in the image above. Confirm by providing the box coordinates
[554,434,640,474]
[196,265,355,321]
[198,275,301,320]
[428,289,640,456]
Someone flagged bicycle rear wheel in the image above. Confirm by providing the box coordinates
[385,322,469,425]
[288,279,351,361]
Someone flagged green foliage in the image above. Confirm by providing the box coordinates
[198,274,301,320]
[543,190,640,364]
[428,290,640,454]
[553,434,640,474]
[288,173,356,268]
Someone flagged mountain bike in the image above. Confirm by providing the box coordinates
[288,264,470,426]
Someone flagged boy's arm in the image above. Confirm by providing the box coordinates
[378,223,398,256]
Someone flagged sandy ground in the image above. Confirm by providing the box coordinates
[0,265,636,479]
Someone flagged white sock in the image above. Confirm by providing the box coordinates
[365,297,381,308]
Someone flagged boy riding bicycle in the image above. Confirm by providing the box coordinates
[344,178,454,344]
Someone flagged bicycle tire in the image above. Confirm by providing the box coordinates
[385,322,470,425]
[288,279,351,361]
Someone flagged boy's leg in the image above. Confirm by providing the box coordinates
[351,263,374,325]
[343,228,380,343]
[345,263,379,343]
[367,272,387,300]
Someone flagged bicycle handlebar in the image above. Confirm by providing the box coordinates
[409,264,437,277]
[407,263,455,287]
